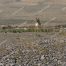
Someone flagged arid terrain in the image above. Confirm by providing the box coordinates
[0,0,66,25]
[0,0,66,66]
[0,31,66,66]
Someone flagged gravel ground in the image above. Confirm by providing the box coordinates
[0,32,66,66]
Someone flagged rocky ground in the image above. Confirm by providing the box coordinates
[0,32,66,66]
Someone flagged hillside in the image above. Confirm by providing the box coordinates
[0,0,65,26]
[0,0,66,21]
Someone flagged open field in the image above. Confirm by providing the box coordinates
[0,0,66,22]
[0,19,66,27]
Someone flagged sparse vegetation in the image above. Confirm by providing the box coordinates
[0,28,55,33]
[0,26,60,33]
